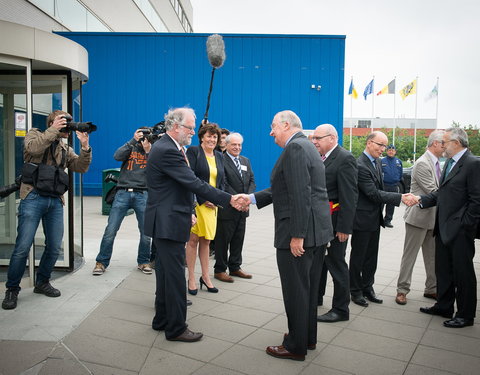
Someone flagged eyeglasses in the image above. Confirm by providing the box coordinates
[312,134,332,141]
[179,123,195,132]
[371,140,388,149]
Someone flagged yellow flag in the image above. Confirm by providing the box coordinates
[399,79,417,99]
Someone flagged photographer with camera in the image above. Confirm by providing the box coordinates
[92,127,153,276]
[2,110,92,310]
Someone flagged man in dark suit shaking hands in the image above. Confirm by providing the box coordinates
[312,124,358,323]
[214,132,256,282]
[419,127,480,328]
[242,110,333,361]
[145,108,243,342]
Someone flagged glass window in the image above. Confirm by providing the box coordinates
[134,0,168,32]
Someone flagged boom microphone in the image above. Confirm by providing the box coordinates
[203,34,226,123]
[206,34,226,68]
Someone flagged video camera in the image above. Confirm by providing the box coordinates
[60,114,97,133]
[0,176,22,199]
[138,121,166,144]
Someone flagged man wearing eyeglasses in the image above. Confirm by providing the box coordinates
[349,131,416,307]
[418,127,480,328]
[311,124,358,323]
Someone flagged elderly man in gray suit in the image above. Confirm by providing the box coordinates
[242,110,333,361]
[395,130,445,305]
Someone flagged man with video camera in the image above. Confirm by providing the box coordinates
[92,127,154,276]
[2,110,92,310]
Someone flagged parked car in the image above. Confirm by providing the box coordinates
[399,166,413,193]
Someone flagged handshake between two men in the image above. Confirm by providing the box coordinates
[230,194,252,211]
[401,193,420,207]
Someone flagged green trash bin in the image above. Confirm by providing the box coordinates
[102,168,120,215]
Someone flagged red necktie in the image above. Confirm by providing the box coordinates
[180,148,190,166]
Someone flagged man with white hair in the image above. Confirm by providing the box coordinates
[419,127,480,328]
[395,130,445,305]
[214,132,256,282]
[312,124,358,322]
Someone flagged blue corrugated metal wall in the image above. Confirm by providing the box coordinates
[58,32,345,194]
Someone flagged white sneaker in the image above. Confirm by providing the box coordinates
[92,262,105,276]
[138,264,152,274]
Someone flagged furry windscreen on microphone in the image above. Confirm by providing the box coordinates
[206,34,226,69]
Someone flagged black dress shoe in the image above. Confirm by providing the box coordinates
[443,317,474,328]
[186,299,193,306]
[419,306,453,318]
[351,295,368,307]
[317,311,349,323]
[384,221,393,228]
[34,282,61,297]
[363,291,383,304]
[167,328,203,342]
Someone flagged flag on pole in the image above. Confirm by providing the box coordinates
[376,79,395,96]
[425,83,438,102]
[363,79,374,100]
[399,79,417,99]
[348,79,358,99]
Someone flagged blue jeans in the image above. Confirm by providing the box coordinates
[96,190,151,268]
[6,191,64,291]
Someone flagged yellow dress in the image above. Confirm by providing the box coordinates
[191,155,218,240]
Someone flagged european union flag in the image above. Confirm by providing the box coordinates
[363,79,374,100]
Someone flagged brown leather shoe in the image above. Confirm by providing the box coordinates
[395,293,407,305]
[283,333,315,350]
[167,328,203,342]
[266,345,305,361]
[214,272,234,283]
[423,293,437,300]
[230,269,252,279]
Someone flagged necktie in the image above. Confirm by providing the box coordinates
[444,158,454,179]
[435,160,441,181]
[234,157,242,176]
[180,148,190,167]
[321,155,326,161]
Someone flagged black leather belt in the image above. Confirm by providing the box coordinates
[118,188,146,193]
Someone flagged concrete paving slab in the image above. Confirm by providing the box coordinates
[420,328,480,357]
[191,363,246,375]
[0,340,55,375]
[299,362,353,375]
[139,347,204,375]
[187,314,257,343]
[411,345,480,375]
[227,293,285,314]
[203,303,278,327]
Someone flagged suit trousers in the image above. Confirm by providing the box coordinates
[349,229,380,296]
[397,223,436,294]
[318,237,350,315]
[277,245,325,356]
[434,229,477,320]
[383,184,399,223]
[152,238,187,339]
[214,216,246,273]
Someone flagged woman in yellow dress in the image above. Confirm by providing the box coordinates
[185,123,225,294]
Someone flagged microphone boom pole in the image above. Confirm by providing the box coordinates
[203,34,226,124]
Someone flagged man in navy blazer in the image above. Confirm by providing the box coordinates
[145,107,242,342]
[419,127,480,328]
[214,132,256,282]
[243,111,333,361]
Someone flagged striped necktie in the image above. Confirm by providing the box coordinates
[234,157,242,176]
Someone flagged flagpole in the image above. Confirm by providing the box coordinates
[435,77,439,128]
[350,77,353,152]
[393,76,396,146]
[413,76,418,162]
[371,75,375,133]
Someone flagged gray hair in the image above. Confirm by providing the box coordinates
[316,123,338,138]
[276,110,303,129]
[226,132,244,144]
[164,107,196,131]
[427,130,445,147]
[445,127,469,147]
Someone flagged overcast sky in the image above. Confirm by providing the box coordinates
[190,0,479,128]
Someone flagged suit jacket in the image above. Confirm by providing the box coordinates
[144,135,231,243]
[404,152,439,229]
[218,153,256,220]
[353,152,402,232]
[324,145,358,234]
[254,132,333,249]
[421,150,480,245]
[186,145,225,205]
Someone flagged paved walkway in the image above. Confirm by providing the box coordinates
[0,196,479,375]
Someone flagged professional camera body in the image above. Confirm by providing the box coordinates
[138,121,166,144]
[0,176,22,199]
[61,114,97,133]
